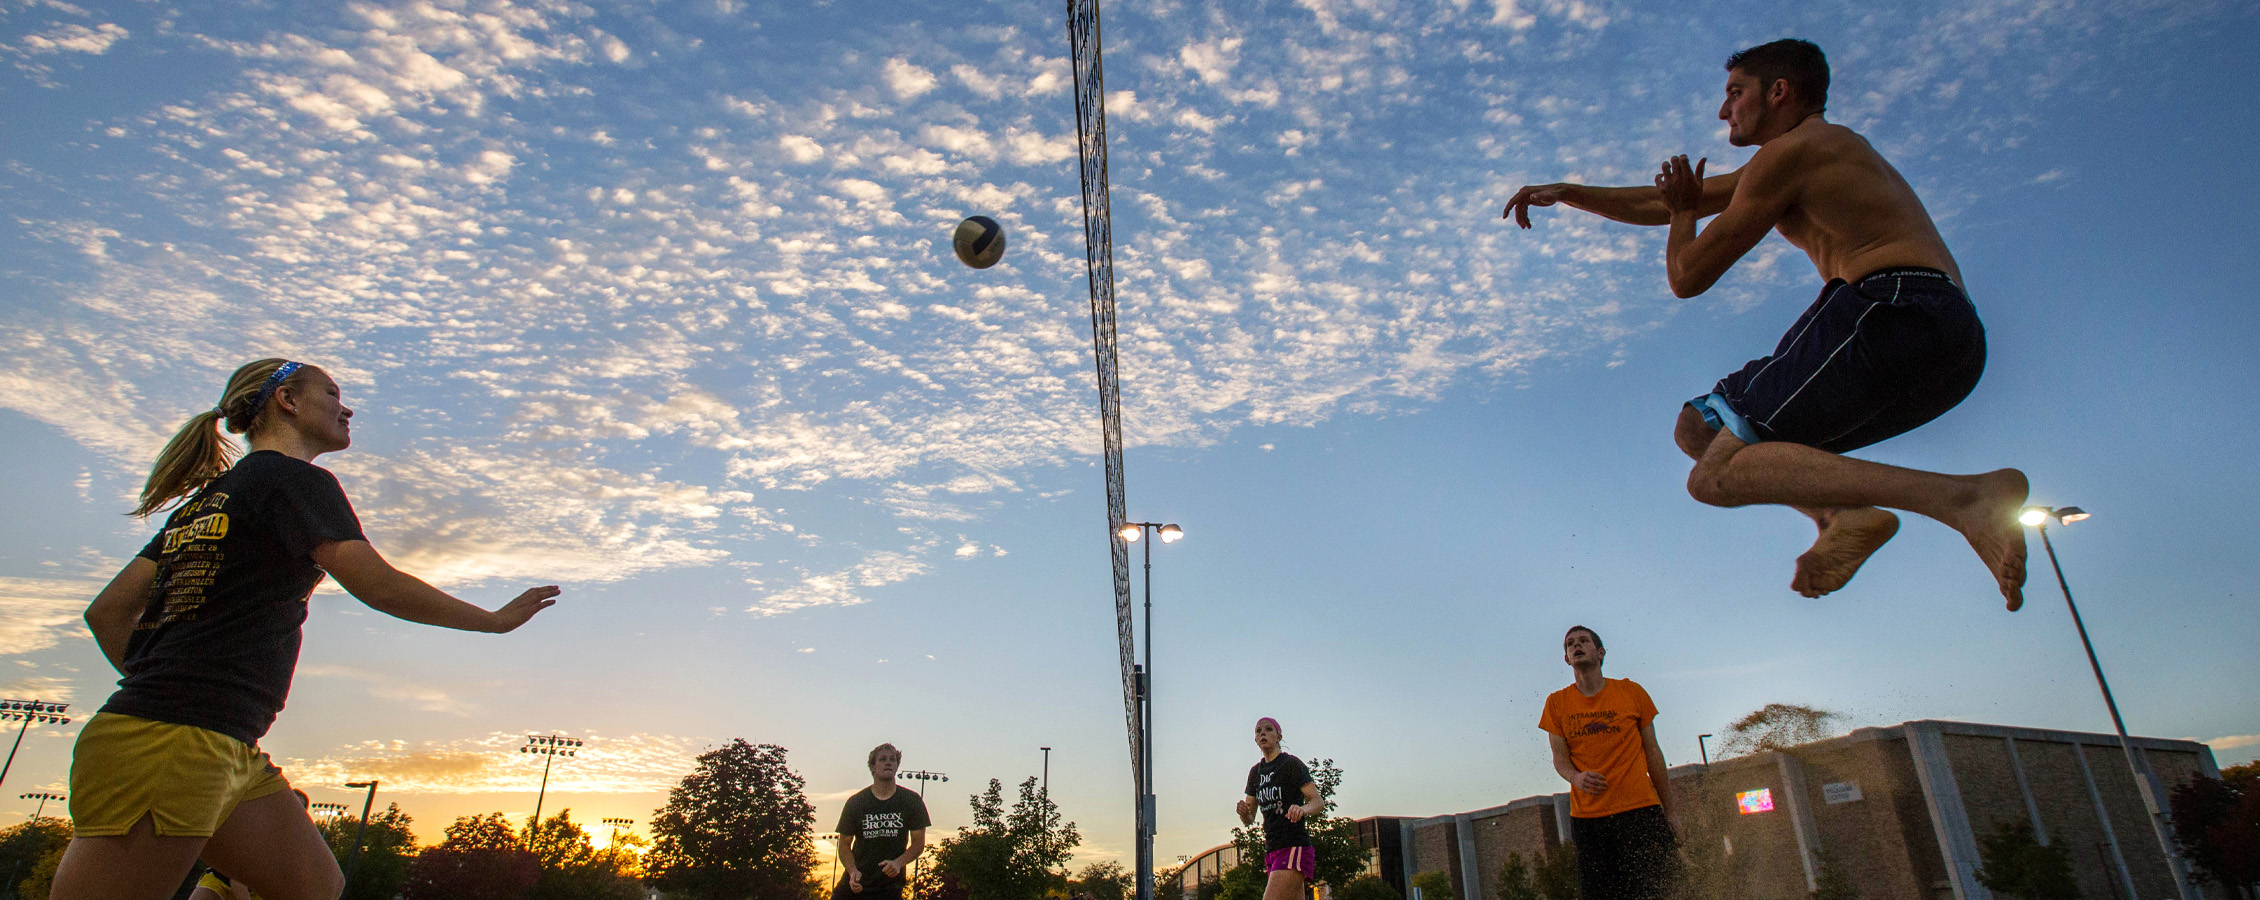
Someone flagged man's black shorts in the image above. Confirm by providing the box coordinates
[1571,803,1678,900]
[833,874,906,900]
[1692,267,1986,454]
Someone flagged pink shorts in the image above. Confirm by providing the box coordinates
[1263,846,1317,881]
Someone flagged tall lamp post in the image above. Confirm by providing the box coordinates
[521,734,582,831]
[1041,747,1052,798]
[1118,520,1183,900]
[0,700,70,790]
[899,770,949,886]
[2019,505,2196,900]
[20,791,63,820]
[343,779,379,898]
[1698,734,1713,767]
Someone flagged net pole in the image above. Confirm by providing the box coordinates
[1065,2,1150,899]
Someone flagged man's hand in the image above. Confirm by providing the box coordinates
[1236,797,1256,825]
[848,871,864,893]
[1504,183,1574,228]
[1656,156,1706,214]
[490,586,562,633]
[1285,803,1307,823]
[1571,770,1609,794]
[879,860,904,879]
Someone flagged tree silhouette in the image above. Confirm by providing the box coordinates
[318,803,417,900]
[404,812,540,900]
[647,739,818,900]
[927,777,1079,900]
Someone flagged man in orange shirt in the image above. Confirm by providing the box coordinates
[1539,626,1677,899]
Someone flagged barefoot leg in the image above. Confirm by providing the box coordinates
[1792,507,1900,597]
[1687,427,2028,609]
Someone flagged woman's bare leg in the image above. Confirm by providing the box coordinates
[200,789,345,900]
[49,815,207,900]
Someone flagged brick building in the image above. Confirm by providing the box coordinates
[1363,720,2225,900]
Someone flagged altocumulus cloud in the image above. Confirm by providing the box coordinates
[1,0,2230,614]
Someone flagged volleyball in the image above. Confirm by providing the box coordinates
[953,216,1006,269]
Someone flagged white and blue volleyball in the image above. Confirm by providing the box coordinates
[952,215,1006,269]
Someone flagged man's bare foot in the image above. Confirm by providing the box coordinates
[1948,468,2030,610]
[1793,507,1900,597]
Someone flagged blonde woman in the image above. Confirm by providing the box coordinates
[54,359,560,900]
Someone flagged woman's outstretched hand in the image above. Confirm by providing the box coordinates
[490,585,561,633]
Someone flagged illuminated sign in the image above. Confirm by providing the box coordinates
[1735,789,1775,814]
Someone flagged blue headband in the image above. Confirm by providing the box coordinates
[242,361,304,422]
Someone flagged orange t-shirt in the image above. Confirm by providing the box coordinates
[1539,677,1661,819]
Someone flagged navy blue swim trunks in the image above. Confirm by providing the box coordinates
[1691,267,1986,454]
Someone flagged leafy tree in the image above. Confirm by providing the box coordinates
[2169,763,2260,896]
[1529,843,1576,900]
[1410,870,1456,900]
[594,828,652,881]
[1071,861,1132,900]
[1974,820,2080,900]
[404,812,540,900]
[928,777,1080,900]
[14,844,66,900]
[0,817,71,899]
[647,739,818,900]
[319,802,418,900]
[526,809,643,900]
[1335,875,1401,900]
[1496,853,1539,900]
[1718,704,1839,758]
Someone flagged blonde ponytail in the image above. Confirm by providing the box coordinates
[132,358,307,518]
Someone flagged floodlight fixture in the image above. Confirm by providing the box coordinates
[20,791,64,819]
[0,699,71,790]
[1120,523,1141,542]
[1158,524,1184,543]
[2019,507,2048,527]
[312,802,350,817]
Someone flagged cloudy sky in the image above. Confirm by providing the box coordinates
[4,0,2256,861]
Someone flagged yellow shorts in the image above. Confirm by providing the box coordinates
[68,712,289,837]
[199,871,264,900]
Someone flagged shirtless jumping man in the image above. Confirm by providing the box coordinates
[1504,39,2030,608]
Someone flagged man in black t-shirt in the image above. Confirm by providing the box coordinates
[835,743,931,900]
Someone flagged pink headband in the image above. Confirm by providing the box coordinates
[1257,717,1281,733]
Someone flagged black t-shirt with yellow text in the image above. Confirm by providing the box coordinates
[102,451,364,745]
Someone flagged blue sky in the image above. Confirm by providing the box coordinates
[3,0,2256,861]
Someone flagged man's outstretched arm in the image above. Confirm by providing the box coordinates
[1658,152,1793,297]
[1505,170,1739,228]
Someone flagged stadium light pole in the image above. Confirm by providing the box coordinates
[1119,521,1183,900]
[900,770,949,886]
[20,791,63,820]
[821,832,841,886]
[1041,747,1052,799]
[2019,505,2197,900]
[0,700,70,791]
[343,780,379,898]
[1698,734,1713,767]
[603,817,635,852]
[311,801,349,818]
[521,734,583,831]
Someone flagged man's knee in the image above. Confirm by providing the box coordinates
[1685,449,1750,508]
[1674,404,1716,461]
